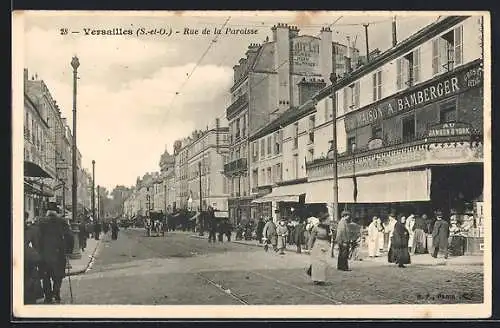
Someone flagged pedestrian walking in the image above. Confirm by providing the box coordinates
[111,220,120,240]
[223,219,232,242]
[77,220,88,252]
[37,206,74,304]
[24,214,43,304]
[376,217,385,253]
[385,210,398,258]
[103,221,110,236]
[388,215,411,268]
[431,210,450,259]
[293,220,305,254]
[307,216,332,284]
[367,216,381,257]
[94,220,101,240]
[412,214,427,254]
[262,217,278,252]
[217,219,224,243]
[276,219,288,255]
[256,217,265,244]
[405,214,416,254]
[207,208,217,243]
[336,210,351,271]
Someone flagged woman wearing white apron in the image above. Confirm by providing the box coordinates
[367,216,381,257]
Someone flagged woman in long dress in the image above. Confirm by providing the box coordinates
[308,218,332,284]
[389,216,411,268]
[405,214,416,254]
[367,216,381,257]
[276,219,289,255]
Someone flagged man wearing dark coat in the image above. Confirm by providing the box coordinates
[207,208,217,243]
[293,220,305,253]
[94,220,101,240]
[256,217,265,244]
[432,210,450,259]
[78,220,88,252]
[37,207,74,304]
[24,213,43,304]
[336,210,351,271]
[111,220,119,240]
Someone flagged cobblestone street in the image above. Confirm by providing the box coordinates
[59,229,484,305]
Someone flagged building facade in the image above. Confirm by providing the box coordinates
[250,16,484,225]
[185,123,229,212]
[225,24,356,224]
[24,69,89,219]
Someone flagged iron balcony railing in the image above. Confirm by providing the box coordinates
[226,93,249,119]
[223,157,248,176]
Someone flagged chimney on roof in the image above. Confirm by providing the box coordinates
[392,16,398,47]
[289,25,300,38]
[297,77,326,106]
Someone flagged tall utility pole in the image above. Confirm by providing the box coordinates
[198,161,203,211]
[92,160,95,222]
[69,56,81,259]
[363,24,370,62]
[97,185,100,221]
[71,56,79,225]
[330,37,339,258]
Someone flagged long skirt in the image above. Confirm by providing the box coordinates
[413,229,427,254]
[367,236,380,257]
[310,239,330,282]
[111,230,118,240]
[277,235,286,250]
[388,245,411,264]
[79,236,87,250]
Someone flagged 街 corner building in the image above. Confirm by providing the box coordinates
[244,16,484,239]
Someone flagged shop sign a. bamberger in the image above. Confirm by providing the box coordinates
[344,61,482,131]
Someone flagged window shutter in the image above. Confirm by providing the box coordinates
[355,82,360,107]
[432,39,439,75]
[377,71,382,100]
[454,25,463,66]
[413,48,420,83]
[372,73,377,101]
[396,58,402,90]
[343,88,348,112]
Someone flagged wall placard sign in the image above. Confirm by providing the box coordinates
[427,122,472,138]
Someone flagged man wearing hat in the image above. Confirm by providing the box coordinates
[37,202,74,303]
[431,210,450,259]
[336,210,351,271]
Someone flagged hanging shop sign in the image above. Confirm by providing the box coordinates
[427,122,472,138]
[344,60,482,131]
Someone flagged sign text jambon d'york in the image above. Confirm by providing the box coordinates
[344,61,482,131]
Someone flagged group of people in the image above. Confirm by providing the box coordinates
[24,205,74,304]
[253,207,465,285]
[24,204,122,304]
[205,208,233,243]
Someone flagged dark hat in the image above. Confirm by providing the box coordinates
[390,209,397,216]
[341,210,351,217]
[435,209,443,216]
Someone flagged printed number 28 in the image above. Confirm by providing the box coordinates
[60,28,68,35]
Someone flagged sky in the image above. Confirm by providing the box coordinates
[21,11,441,191]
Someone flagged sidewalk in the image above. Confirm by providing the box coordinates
[66,237,101,275]
[190,233,483,266]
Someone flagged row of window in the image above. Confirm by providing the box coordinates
[251,163,283,188]
[251,131,283,163]
[341,25,464,115]
[229,113,248,144]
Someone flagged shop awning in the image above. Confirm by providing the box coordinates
[24,161,52,178]
[305,178,355,204]
[252,184,305,203]
[24,181,54,197]
[356,169,431,203]
[305,169,431,204]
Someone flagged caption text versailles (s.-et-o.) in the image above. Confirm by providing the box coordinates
[60,27,259,37]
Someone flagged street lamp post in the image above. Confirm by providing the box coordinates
[92,160,95,223]
[328,72,339,259]
[69,56,81,259]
